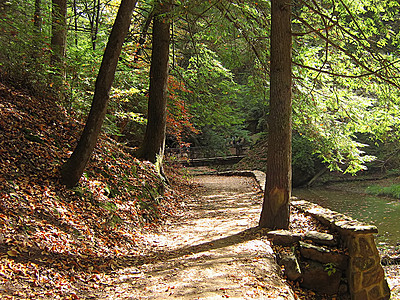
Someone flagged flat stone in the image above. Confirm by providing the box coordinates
[339,283,348,295]
[334,220,378,234]
[299,241,348,270]
[267,230,301,246]
[300,260,342,295]
[368,285,382,299]
[349,272,363,292]
[358,235,379,256]
[291,200,315,211]
[304,230,337,246]
[291,200,353,227]
[294,200,378,234]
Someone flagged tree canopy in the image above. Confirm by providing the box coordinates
[2,0,400,180]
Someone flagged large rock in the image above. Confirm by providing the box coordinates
[267,230,301,246]
[300,260,342,295]
[299,241,348,270]
[278,252,302,281]
[304,231,337,246]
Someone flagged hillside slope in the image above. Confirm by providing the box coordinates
[0,82,186,298]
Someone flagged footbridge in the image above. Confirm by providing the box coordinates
[165,146,247,167]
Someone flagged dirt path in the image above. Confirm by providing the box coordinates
[94,175,295,299]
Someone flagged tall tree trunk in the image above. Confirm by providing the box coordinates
[73,0,78,46]
[91,0,101,50]
[51,0,67,82]
[259,0,292,229]
[61,0,137,188]
[136,1,171,164]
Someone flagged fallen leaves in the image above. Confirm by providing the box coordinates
[0,82,187,298]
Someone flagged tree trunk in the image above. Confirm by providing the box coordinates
[136,1,171,163]
[73,0,78,46]
[51,0,67,82]
[91,0,101,50]
[61,0,137,188]
[259,0,292,229]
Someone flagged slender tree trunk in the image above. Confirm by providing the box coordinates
[92,0,101,50]
[136,1,171,163]
[51,0,67,81]
[61,0,137,188]
[73,0,78,46]
[259,0,292,229]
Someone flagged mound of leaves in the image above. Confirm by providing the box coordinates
[0,82,186,298]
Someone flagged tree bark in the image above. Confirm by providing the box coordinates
[136,1,171,163]
[91,0,101,50]
[61,0,137,188]
[259,0,292,229]
[51,0,67,81]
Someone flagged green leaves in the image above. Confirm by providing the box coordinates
[291,0,400,173]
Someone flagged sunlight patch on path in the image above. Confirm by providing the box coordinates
[96,176,295,299]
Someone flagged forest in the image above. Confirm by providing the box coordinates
[1,0,400,298]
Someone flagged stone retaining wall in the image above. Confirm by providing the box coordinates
[290,200,390,300]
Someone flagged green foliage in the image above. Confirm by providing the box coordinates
[292,133,317,179]
[174,42,253,151]
[291,0,400,174]
[324,263,337,276]
[0,0,54,96]
[366,184,400,199]
[64,40,103,114]
[4,0,400,176]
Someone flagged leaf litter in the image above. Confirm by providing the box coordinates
[0,81,296,299]
[0,82,186,299]
[2,81,395,299]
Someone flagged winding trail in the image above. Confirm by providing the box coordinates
[96,175,295,299]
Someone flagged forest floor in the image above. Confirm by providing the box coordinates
[87,175,296,299]
[1,80,398,299]
[0,79,323,300]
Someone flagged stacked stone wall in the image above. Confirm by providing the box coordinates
[286,200,391,300]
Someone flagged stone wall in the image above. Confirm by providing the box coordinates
[268,199,390,300]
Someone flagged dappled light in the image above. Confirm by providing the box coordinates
[87,175,295,299]
[2,0,400,298]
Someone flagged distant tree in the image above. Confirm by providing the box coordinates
[136,0,172,165]
[259,0,292,229]
[90,0,101,50]
[61,0,137,188]
[51,0,67,83]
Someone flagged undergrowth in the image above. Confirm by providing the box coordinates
[366,184,400,199]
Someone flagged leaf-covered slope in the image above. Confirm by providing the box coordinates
[0,82,184,298]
